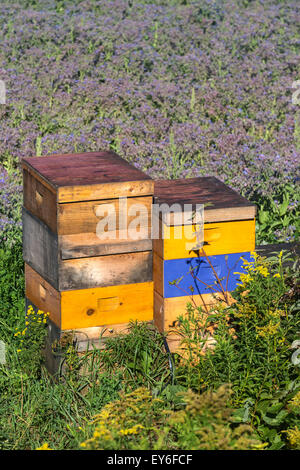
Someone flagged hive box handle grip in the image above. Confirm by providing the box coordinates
[35,190,43,206]
[39,284,46,301]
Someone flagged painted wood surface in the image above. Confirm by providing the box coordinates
[25,264,153,329]
[154,219,255,259]
[22,151,154,202]
[24,205,152,263]
[23,208,153,289]
[154,177,256,224]
[60,281,153,329]
[156,252,252,298]
[25,302,146,374]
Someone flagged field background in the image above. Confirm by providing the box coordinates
[0,0,299,246]
[0,0,299,451]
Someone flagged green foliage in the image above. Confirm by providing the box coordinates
[14,305,49,377]
[173,251,300,449]
[255,183,299,244]
[99,321,171,391]
[234,383,300,449]
[78,385,261,450]
[0,238,24,328]
[0,216,298,450]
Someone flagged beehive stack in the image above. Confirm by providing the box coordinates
[22,151,154,372]
[153,177,256,351]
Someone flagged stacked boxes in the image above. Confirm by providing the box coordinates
[22,151,154,369]
[22,154,258,363]
[153,177,256,343]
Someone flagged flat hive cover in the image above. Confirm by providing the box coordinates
[154,177,256,224]
[22,151,153,202]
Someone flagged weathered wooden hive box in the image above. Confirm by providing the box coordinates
[22,151,154,368]
[153,177,256,339]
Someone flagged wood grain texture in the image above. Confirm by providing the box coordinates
[23,203,152,261]
[60,282,153,329]
[154,177,256,224]
[23,169,57,232]
[22,151,154,202]
[60,232,152,259]
[23,208,153,287]
[23,208,59,288]
[57,180,154,203]
[153,252,164,297]
[59,251,153,290]
[155,220,255,259]
[25,265,61,327]
[163,252,252,298]
[25,263,153,329]
[154,290,221,332]
[61,322,148,352]
[57,196,152,235]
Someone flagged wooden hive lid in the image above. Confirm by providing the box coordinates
[154,177,256,224]
[22,151,153,202]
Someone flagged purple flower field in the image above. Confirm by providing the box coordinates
[0,0,299,243]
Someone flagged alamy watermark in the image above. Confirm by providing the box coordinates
[292,80,300,105]
[0,80,6,104]
[95,198,204,251]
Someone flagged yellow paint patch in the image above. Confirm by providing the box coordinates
[161,219,255,259]
[60,282,154,330]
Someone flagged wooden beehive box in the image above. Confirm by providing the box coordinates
[153,177,256,337]
[22,151,154,353]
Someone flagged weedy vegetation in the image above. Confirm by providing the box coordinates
[0,0,299,450]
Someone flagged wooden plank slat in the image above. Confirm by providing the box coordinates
[154,177,256,224]
[57,180,154,203]
[162,252,252,298]
[23,208,153,288]
[25,266,61,327]
[154,290,231,333]
[59,251,153,291]
[60,282,153,330]
[60,232,152,259]
[256,242,299,267]
[153,252,164,297]
[154,219,255,259]
[22,151,154,202]
[23,169,57,232]
[23,207,59,288]
[57,196,152,235]
[25,264,153,330]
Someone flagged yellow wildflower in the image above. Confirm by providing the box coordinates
[256,265,269,277]
[256,321,280,338]
[119,424,144,436]
[285,426,300,449]
[288,391,300,409]
[36,442,52,450]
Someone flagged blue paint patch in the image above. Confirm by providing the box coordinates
[164,252,252,298]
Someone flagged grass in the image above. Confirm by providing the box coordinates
[0,233,299,450]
